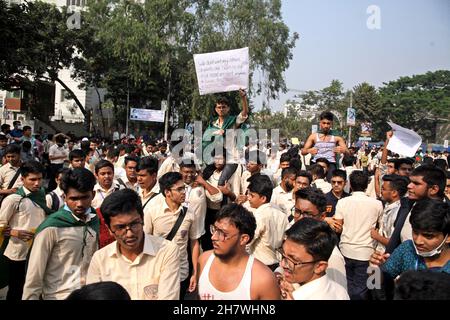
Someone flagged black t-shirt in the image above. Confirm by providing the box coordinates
[325,191,349,217]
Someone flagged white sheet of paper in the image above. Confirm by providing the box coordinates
[386,121,422,157]
[194,47,249,95]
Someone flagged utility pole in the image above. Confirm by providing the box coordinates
[348,92,353,147]
[126,79,130,137]
[164,70,171,141]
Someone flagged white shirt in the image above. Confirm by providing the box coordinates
[49,144,68,164]
[248,203,288,266]
[86,233,180,300]
[292,275,349,300]
[271,185,295,216]
[335,192,383,261]
[91,182,123,209]
[184,183,222,237]
[312,179,332,194]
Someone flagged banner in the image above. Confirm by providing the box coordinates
[360,122,372,137]
[193,47,249,95]
[346,108,356,126]
[130,108,165,123]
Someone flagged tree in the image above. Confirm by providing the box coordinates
[0,1,86,117]
[378,70,450,142]
[352,82,383,140]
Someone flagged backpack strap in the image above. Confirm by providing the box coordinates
[166,206,187,241]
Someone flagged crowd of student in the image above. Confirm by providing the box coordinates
[0,106,449,301]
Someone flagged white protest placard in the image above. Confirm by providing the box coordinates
[130,108,165,123]
[444,140,449,149]
[312,125,318,133]
[386,121,422,157]
[193,47,249,95]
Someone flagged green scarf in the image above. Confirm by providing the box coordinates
[16,187,53,215]
[35,208,100,235]
[202,115,249,153]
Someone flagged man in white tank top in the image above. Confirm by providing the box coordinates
[197,203,280,300]
[301,111,349,180]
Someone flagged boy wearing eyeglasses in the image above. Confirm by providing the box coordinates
[278,218,349,300]
[143,172,202,300]
[86,189,181,300]
[197,203,280,300]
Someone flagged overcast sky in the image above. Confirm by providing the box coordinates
[252,0,450,112]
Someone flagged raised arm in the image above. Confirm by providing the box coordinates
[239,89,248,118]
[381,131,393,165]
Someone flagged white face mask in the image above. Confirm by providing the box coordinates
[413,235,448,258]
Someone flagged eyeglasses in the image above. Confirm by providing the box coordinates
[276,247,317,272]
[290,207,322,219]
[210,225,239,242]
[111,220,143,236]
[170,187,186,193]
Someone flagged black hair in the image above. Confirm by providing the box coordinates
[20,160,45,177]
[55,135,65,144]
[60,168,96,194]
[136,156,158,175]
[56,167,70,178]
[100,189,143,227]
[22,141,31,150]
[410,199,449,235]
[69,149,85,161]
[285,218,337,261]
[215,203,257,243]
[349,171,368,192]
[95,159,115,174]
[0,134,7,141]
[5,144,21,155]
[124,155,139,166]
[309,164,326,179]
[159,172,183,197]
[394,158,414,170]
[297,170,312,184]
[315,158,330,168]
[216,96,230,106]
[342,155,356,167]
[433,158,448,171]
[280,153,291,163]
[422,156,433,165]
[331,169,347,181]
[319,111,334,122]
[394,270,450,300]
[179,159,197,170]
[295,187,327,214]
[247,174,273,203]
[23,126,31,132]
[65,281,131,300]
[281,167,297,180]
[411,164,446,198]
[289,158,302,171]
[382,174,409,197]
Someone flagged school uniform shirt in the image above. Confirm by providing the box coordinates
[271,185,295,216]
[22,209,98,300]
[157,156,180,180]
[86,233,181,300]
[206,167,241,211]
[117,175,138,191]
[335,191,383,261]
[184,183,222,237]
[138,185,160,209]
[248,203,288,266]
[45,186,65,211]
[0,188,47,261]
[292,275,349,300]
[312,179,332,194]
[143,194,202,281]
[49,144,68,164]
[91,182,122,209]
[375,200,402,252]
[0,162,23,190]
